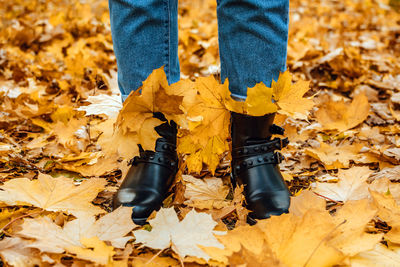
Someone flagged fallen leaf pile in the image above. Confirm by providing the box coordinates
[0,0,400,265]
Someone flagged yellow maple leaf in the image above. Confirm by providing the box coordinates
[182,174,230,210]
[134,207,226,261]
[115,67,184,152]
[67,237,115,266]
[186,77,231,146]
[370,190,400,244]
[0,173,106,217]
[272,71,313,120]
[202,224,267,264]
[315,93,370,132]
[0,237,41,267]
[112,68,311,174]
[313,167,373,202]
[244,82,277,116]
[204,191,382,266]
[349,243,400,267]
[331,199,383,256]
[179,77,232,174]
[15,207,135,251]
[305,142,364,169]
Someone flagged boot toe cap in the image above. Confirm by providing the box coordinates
[113,188,163,225]
[131,205,155,225]
[248,190,290,220]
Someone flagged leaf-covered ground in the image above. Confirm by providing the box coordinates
[0,0,400,266]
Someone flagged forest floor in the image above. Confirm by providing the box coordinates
[0,0,400,266]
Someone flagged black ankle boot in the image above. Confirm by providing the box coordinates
[230,112,290,221]
[113,113,178,225]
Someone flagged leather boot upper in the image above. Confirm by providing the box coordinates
[113,113,178,225]
[230,112,291,221]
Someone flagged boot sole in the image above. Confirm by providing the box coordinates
[132,217,148,225]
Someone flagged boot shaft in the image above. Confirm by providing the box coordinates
[230,112,276,148]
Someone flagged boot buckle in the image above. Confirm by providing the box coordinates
[128,156,140,166]
[274,151,285,163]
[280,137,289,149]
[270,124,285,135]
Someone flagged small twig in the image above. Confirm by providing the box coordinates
[313,192,342,204]
[0,210,43,233]
[303,219,347,267]
[179,256,184,267]
[171,243,185,267]
[145,249,164,265]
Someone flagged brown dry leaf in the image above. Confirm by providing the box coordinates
[0,173,106,217]
[315,93,370,132]
[0,207,30,230]
[272,71,314,120]
[182,174,230,209]
[133,207,226,261]
[52,118,89,151]
[370,190,400,244]
[305,142,363,169]
[370,166,400,182]
[369,177,400,204]
[313,166,373,202]
[0,237,41,267]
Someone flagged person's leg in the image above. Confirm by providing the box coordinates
[109,0,180,225]
[217,0,291,221]
[216,0,289,98]
[109,0,180,102]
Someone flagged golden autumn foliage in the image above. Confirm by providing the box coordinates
[0,0,400,266]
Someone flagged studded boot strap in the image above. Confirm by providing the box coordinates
[231,122,289,178]
[128,139,178,171]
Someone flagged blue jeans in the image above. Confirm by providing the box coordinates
[109,0,289,102]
